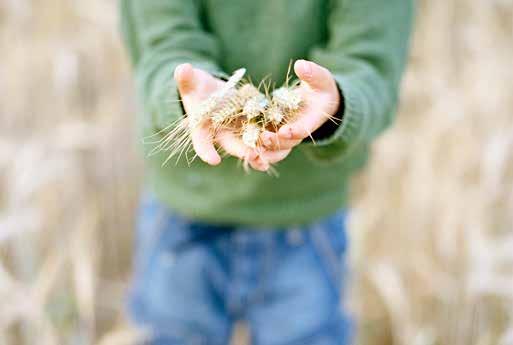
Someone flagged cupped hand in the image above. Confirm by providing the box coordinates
[250,59,341,170]
[174,63,258,166]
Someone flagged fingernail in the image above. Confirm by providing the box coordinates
[210,155,221,165]
[297,60,312,78]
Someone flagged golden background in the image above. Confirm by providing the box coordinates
[0,0,512,344]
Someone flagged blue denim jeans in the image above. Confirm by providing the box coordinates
[128,195,353,345]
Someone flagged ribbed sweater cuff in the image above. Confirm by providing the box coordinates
[301,74,365,163]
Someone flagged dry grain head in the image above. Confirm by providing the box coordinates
[272,87,302,112]
[243,93,269,120]
[266,105,285,125]
[223,68,246,91]
[210,88,246,126]
[148,69,250,165]
[238,83,261,100]
[241,122,262,149]
[188,68,248,129]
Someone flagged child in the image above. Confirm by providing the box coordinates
[120,0,413,344]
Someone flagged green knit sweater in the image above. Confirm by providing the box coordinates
[120,0,414,226]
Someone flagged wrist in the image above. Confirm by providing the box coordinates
[309,85,344,141]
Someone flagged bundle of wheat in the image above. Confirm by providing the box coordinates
[146,68,304,170]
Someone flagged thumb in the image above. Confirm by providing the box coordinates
[294,59,336,92]
[174,63,196,95]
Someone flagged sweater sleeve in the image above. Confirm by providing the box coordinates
[301,0,415,163]
[119,0,226,132]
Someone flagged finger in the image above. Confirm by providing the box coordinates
[216,130,257,161]
[259,149,291,164]
[175,64,223,101]
[191,122,221,165]
[174,63,195,95]
[277,103,330,140]
[294,59,337,92]
[261,131,301,150]
[249,155,270,172]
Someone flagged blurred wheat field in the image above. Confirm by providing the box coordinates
[0,0,512,345]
